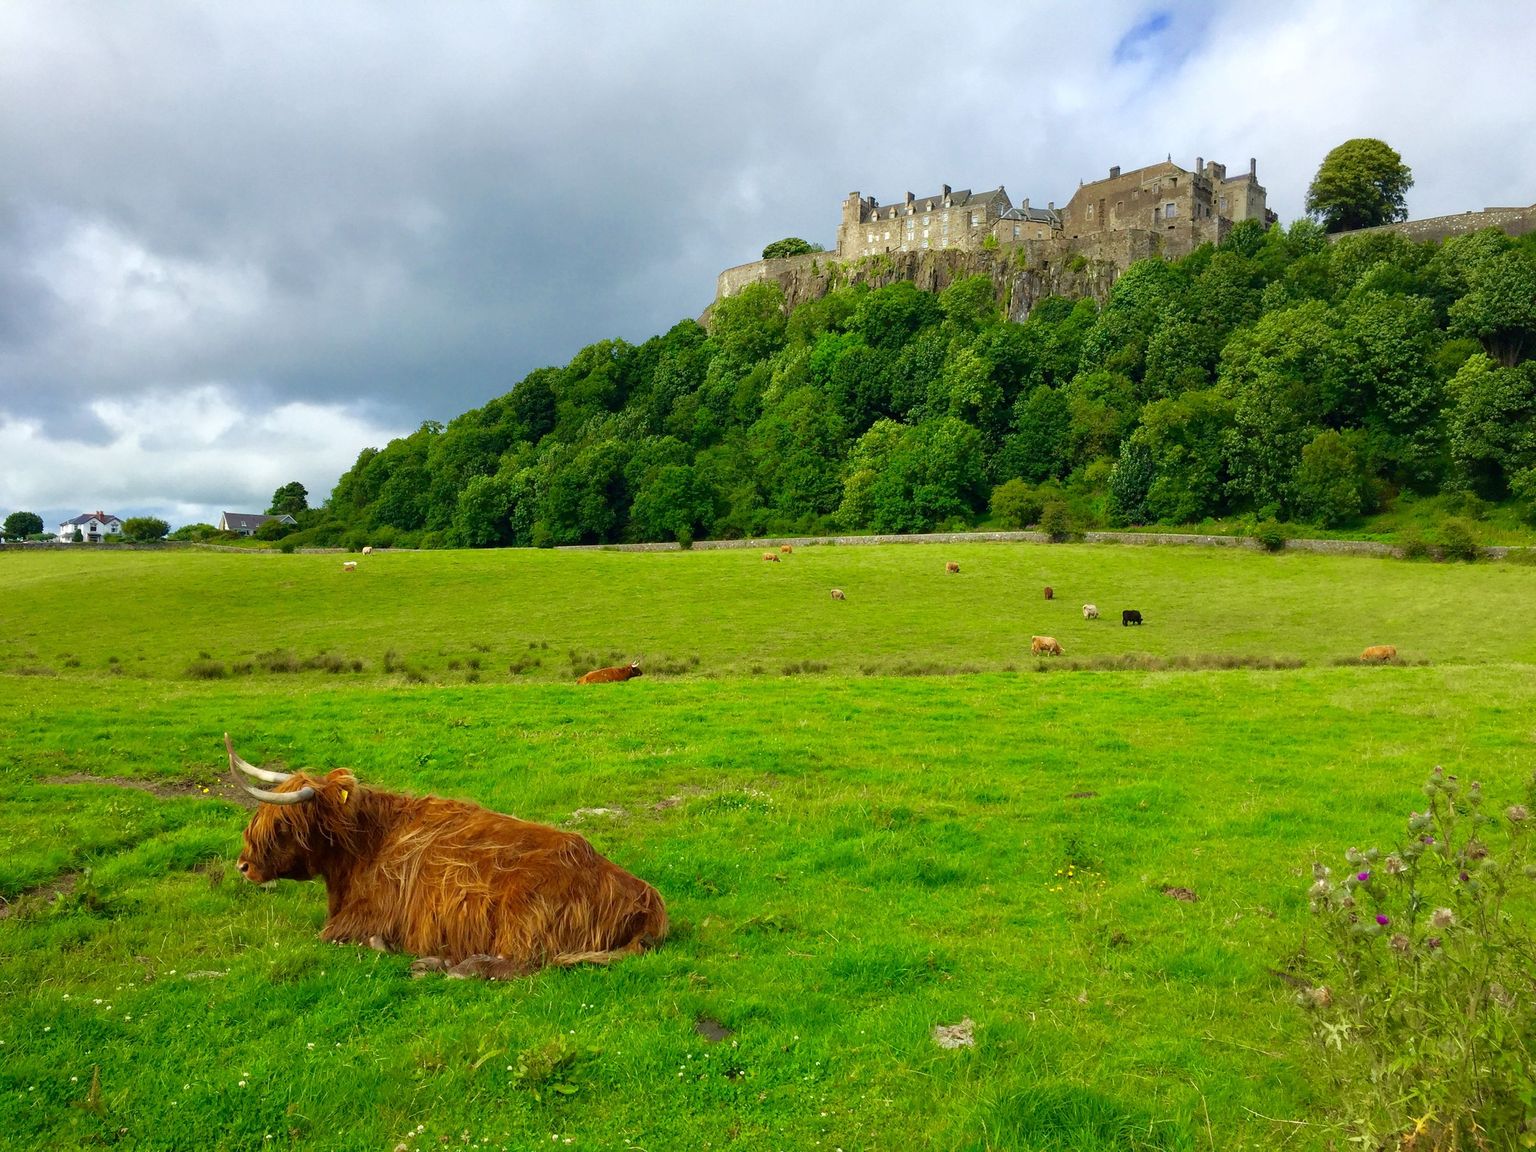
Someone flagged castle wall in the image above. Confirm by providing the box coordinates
[1341,204,1536,244]
[836,187,1012,259]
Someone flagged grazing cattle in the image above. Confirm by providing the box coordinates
[1360,645,1397,662]
[1122,609,1143,626]
[1082,604,1099,619]
[342,561,357,572]
[227,734,666,979]
[946,561,960,573]
[577,661,643,685]
[1031,635,1064,656]
[762,552,780,563]
[361,546,374,555]
[780,544,793,554]
[1043,586,1054,600]
[830,588,845,600]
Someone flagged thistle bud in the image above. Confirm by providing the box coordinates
[1431,907,1454,929]
[1507,805,1530,824]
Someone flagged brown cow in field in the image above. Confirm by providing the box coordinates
[1360,645,1397,662]
[946,561,960,573]
[1043,586,1054,600]
[577,661,643,684]
[1031,635,1064,656]
[763,552,780,563]
[780,544,793,554]
[342,561,357,572]
[830,588,845,600]
[227,734,666,979]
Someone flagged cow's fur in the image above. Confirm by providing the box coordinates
[945,561,960,573]
[342,561,357,572]
[780,544,793,553]
[1122,609,1143,626]
[1031,635,1064,656]
[232,746,666,979]
[577,661,643,685]
[1082,604,1099,619]
[1043,586,1054,600]
[1360,644,1397,662]
[361,546,374,555]
[763,552,780,563]
[830,588,845,600]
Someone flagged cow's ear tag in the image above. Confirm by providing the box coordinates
[340,788,350,804]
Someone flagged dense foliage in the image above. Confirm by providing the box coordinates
[2,511,44,540]
[1305,138,1414,233]
[293,224,1536,549]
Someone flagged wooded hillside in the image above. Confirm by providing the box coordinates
[291,220,1536,549]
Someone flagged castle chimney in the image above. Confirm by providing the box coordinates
[942,184,951,196]
[1048,201,1055,211]
[1110,165,1120,178]
[1021,198,1030,209]
[1196,156,1203,173]
[905,192,914,209]
[1250,157,1257,177]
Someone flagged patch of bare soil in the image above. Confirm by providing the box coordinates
[1162,886,1199,902]
[0,871,79,920]
[53,772,256,808]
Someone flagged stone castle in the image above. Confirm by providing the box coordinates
[716,153,1276,305]
[713,153,1536,320]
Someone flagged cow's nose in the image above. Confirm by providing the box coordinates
[237,860,250,874]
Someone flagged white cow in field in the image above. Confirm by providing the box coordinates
[361,546,373,555]
[1082,604,1099,619]
[343,561,358,572]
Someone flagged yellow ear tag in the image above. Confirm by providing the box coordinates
[340,788,350,803]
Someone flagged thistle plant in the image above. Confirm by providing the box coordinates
[1301,768,1536,1149]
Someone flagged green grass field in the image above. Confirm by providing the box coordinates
[3,543,1535,1150]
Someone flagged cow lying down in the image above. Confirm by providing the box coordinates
[227,734,667,979]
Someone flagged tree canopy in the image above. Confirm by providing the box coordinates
[283,221,1536,550]
[3,511,44,540]
[1305,138,1413,233]
[268,481,309,516]
[761,237,823,260]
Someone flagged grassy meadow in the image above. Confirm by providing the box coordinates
[3,542,1535,1150]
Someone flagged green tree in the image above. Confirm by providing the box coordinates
[988,478,1042,529]
[267,482,309,516]
[628,463,716,543]
[761,237,822,260]
[1448,249,1536,367]
[121,516,170,542]
[1293,430,1369,527]
[2,511,43,540]
[1305,138,1413,233]
[448,474,513,548]
[1106,437,1154,526]
[1446,355,1536,498]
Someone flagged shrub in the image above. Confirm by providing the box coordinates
[278,538,297,554]
[1299,768,1536,1147]
[185,659,228,680]
[1397,528,1431,560]
[989,479,1043,530]
[1254,518,1289,552]
[1437,517,1482,562]
[1039,500,1073,542]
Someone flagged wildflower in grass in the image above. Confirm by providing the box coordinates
[1357,871,1372,884]
[1375,914,1390,926]
[1431,907,1455,929]
[1384,855,1405,875]
[1508,804,1530,823]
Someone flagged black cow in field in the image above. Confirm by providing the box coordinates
[1122,609,1143,627]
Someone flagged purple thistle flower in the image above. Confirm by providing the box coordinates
[1357,871,1371,883]
[1376,914,1390,926]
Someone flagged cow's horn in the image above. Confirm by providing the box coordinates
[237,778,316,805]
[225,732,293,784]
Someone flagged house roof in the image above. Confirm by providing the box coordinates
[871,186,1011,216]
[220,512,295,529]
[60,511,121,526]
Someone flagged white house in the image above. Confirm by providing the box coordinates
[58,511,123,542]
[219,512,297,536]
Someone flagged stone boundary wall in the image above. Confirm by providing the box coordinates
[562,530,1527,561]
[1337,204,1536,245]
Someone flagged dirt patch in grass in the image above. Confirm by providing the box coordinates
[52,772,256,808]
[0,871,79,920]
[1162,886,1199,902]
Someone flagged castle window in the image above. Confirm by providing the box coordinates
[971,212,981,226]
[1164,203,1177,218]
[1219,196,1228,213]
[1013,225,1020,238]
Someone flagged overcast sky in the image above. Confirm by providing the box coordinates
[3,0,1533,531]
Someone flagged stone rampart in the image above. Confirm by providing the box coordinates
[1338,204,1536,245]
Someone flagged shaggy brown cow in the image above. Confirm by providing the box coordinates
[780,544,793,554]
[227,734,666,979]
[1031,635,1064,656]
[577,661,643,684]
[1360,645,1397,662]
[946,561,960,573]
[1043,586,1054,600]
[830,588,845,600]
[763,552,780,563]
